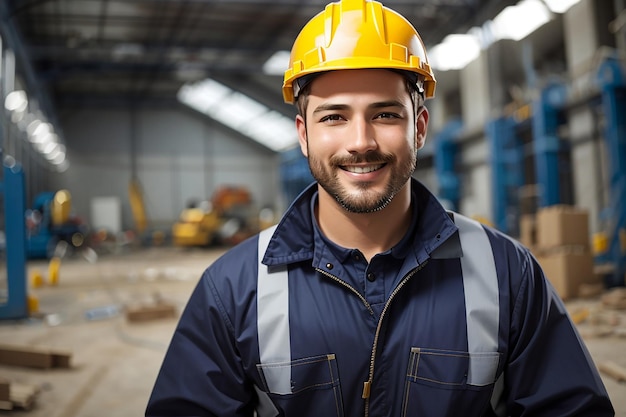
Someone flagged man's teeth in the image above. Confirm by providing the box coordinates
[344,164,383,174]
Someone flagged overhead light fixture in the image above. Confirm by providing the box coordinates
[492,0,551,41]
[4,88,68,171]
[4,90,28,112]
[263,50,291,76]
[429,0,566,72]
[543,0,581,13]
[178,78,298,151]
[429,34,481,71]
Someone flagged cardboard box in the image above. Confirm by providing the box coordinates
[518,184,539,215]
[536,205,589,250]
[535,249,594,300]
[518,214,537,248]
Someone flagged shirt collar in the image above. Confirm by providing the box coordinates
[309,187,419,263]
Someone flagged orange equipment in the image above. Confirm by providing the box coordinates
[172,186,256,247]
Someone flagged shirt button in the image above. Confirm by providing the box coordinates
[367,272,375,282]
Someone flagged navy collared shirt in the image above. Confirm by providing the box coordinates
[309,188,420,317]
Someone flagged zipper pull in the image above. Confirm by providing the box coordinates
[362,380,371,399]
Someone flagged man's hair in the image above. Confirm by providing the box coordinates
[295,70,425,118]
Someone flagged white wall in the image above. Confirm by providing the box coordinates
[458,140,491,219]
[52,107,281,232]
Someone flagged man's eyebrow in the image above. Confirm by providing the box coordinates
[312,103,350,114]
[369,100,406,109]
[312,100,405,114]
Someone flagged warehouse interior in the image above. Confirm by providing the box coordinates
[1,0,626,415]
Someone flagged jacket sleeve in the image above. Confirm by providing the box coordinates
[145,268,255,416]
[504,250,614,416]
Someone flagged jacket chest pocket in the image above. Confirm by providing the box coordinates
[256,354,344,417]
[402,347,500,417]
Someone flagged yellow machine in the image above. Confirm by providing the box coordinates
[128,179,148,235]
[172,186,256,247]
[172,203,221,246]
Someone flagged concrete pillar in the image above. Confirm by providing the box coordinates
[460,51,491,132]
[564,0,616,234]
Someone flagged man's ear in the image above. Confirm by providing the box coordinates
[296,114,308,157]
[415,106,429,150]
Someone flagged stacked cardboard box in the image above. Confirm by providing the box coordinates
[535,205,595,300]
[518,214,537,251]
[520,205,595,300]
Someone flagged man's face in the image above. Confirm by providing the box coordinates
[296,69,428,213]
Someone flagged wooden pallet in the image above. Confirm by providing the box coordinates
[0,379,39,411]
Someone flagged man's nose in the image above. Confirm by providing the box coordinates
[346,117,377,154]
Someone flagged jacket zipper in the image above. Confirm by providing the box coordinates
[315,268,375,316]
[316,261,428,416]
[362,260,429,417]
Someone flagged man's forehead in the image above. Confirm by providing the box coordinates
[308,69,408,98]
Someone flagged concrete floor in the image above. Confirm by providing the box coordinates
[0,245,625,416]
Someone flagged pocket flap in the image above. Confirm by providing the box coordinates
[408,348,500,387]
[257,354,340,395]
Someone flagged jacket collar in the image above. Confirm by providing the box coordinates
[262,178,460,267]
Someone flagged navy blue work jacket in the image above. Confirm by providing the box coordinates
[146,179,613,417]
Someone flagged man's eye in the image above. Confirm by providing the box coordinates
[320,114,344,122]
[376,112,399,119]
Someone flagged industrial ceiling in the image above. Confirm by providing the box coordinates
[2,0,520,120]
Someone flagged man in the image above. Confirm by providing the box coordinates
[146,0,614,415]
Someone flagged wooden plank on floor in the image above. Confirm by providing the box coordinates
[0,378,9,401]
[125,302,176,322]
[0,400,12,411]
[0,344,71,369]
[10,383,39,410]
[0,380,39,411]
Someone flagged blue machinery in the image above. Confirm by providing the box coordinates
[279,147,314,204]
[486,116,525,235]
[486,81,569,236]
[483,55,626,286]
[532,82,569,208]
[0,156,28,320]
[433,119,463,211]
[597,55,626,286]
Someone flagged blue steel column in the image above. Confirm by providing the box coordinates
[0,157,28,319]
[597,56,626,287]
[434,119,463,211]
[532,82,567,207]
[486,116,523,234]
[279,147,314,204]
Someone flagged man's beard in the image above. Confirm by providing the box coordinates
[307,150,416,213]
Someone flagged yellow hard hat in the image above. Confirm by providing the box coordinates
[282,0,436,104]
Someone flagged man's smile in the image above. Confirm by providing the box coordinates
[340,164,385,174]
